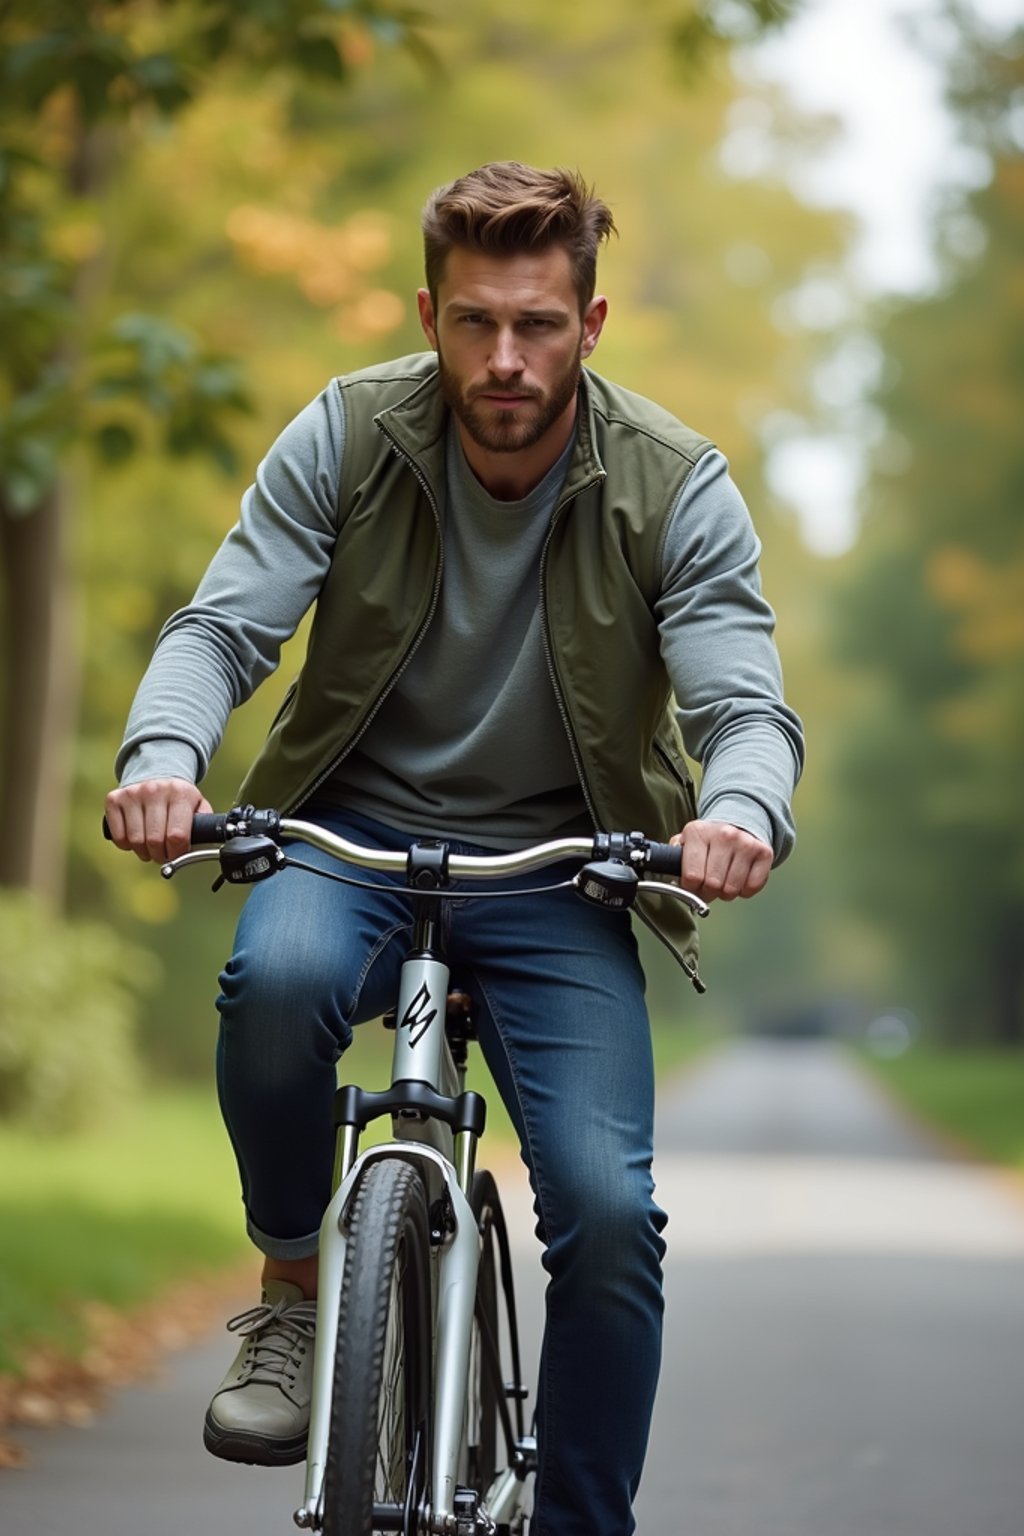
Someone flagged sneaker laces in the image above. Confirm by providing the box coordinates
[226,1296,317,1389]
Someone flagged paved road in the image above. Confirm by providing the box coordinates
[2,1038,1023,1535]
[638,1039,1024,1536]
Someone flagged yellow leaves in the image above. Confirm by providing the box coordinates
[48,216,104,264]
[225,205,404,340]
[333,289,407,344]
[968,604,1024,662]
[35,85,78,170]
[226,205,316,276]
[299,260,356,307]
[342,210,394,272]
[926,545,989,607]
[226,205,393,282]
[338,24,376,70]
[926,545,1024,662]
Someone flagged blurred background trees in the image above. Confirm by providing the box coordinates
[0,0,436,908]
[828,15,1024,1044]
[0,0,1020,1124]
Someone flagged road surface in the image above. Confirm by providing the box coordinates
[2,1038,1023,1535]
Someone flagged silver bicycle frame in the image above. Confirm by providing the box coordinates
[159,818,704,1534]
[297,947,484,1533]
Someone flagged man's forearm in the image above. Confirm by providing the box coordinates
[657,449,805,863]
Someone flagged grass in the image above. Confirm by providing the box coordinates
[0,1014,720,1374]
[859,1043,1024,1169]
[0,1085,247,1374]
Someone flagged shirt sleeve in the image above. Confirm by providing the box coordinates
[115,380,345,786]
[655,447,805,863]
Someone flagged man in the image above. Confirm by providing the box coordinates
[107,161,803,1536]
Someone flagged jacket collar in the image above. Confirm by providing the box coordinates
[375,355,606,507]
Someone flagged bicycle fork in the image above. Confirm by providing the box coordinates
[296,890,493,1533]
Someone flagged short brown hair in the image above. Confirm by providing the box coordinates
[422,161,616,311]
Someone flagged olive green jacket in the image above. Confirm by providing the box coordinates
[238,354,717,985]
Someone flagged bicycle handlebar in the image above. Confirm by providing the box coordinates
[187,811,682,877]
[104,808,708,918]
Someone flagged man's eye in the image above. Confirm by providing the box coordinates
[459,314,487,325]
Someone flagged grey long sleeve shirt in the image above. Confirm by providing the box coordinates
[117,380,804,858]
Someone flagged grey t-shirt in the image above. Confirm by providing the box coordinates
[320,426,589,846]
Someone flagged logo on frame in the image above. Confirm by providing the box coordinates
[398,983,437,1048]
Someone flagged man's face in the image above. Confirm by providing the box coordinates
[417,245,606,456]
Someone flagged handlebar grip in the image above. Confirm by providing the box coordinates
[191,813,229,845]
[102,812,229,844]
[645,841,683,876]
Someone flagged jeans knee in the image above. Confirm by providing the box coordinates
[543,1170,667,1291]
[217,943,352,1072]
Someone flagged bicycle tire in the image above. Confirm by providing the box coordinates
[323,1158,433,1536]
[466,1170,501,1494]
[465,1169,528,1518]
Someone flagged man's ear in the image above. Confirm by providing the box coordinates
[580,295,608,360]
[417,288,438,350]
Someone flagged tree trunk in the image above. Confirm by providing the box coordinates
[0,480,79,908]
[0,118,114,908]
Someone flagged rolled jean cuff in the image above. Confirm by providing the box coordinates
[246,1214,320,1261]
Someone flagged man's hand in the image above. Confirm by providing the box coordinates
[669,820,773,902]
[105,778,212,865]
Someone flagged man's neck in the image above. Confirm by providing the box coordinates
[456,398,578,502]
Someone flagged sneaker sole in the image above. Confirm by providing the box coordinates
[203,1409,308,1467]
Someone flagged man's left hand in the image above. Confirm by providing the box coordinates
[669,820,773,902]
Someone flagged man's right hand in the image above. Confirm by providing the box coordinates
[105,779,212,864]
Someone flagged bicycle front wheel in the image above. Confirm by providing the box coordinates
[323,1158,433,1536]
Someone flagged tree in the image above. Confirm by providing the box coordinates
[0,0,430,906]
[830,14,1024,1042]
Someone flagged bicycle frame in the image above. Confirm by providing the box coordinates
[148,810,708,1536]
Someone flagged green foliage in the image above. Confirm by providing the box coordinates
[92,313,253,473]
[863,1046,1024,1169]
[0,0,353,501]
[0,893,156,1131]
[828,21,1024,1043]
[0,0,433,504]
[0,0,437,914]
[672,0,803,79]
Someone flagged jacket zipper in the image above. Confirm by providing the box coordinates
[284,427,445,814]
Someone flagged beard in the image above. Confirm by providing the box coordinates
[437,347,582,455]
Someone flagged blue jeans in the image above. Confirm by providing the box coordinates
[216,808,667,1536]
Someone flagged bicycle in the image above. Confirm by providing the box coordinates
[150,806,709,1536]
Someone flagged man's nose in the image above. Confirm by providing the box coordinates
[489,328,523,379]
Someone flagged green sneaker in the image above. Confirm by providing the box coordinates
[203,1279,316,1466]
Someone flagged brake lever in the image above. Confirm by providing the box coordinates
[160,849,221,880]
[635,879,710,919]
